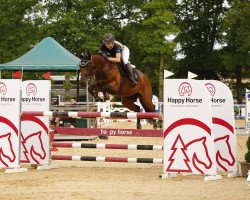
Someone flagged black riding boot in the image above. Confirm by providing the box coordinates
[125,62,137,87]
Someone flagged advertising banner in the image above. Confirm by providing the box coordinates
[21,80,50,165]
[202,80,237,172]
[0,79,21,168]
[163,79,216,175]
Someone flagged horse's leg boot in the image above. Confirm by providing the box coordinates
[125,62,137,87]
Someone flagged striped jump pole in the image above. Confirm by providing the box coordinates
[21,111,162,119]
[52,142,163,150]
[51,155,163,164]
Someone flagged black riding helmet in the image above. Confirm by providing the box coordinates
[103,33,115,43]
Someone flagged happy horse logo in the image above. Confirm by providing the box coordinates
[21,115,48,164]
[205,83,216,97]
[26,83,37,96]
[164,118,215,174]
[0,116,19,167]
[178,82,192,96]
[0,82,7,95]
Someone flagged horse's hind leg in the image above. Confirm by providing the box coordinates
[121,95,142,129]
[138,90,158,129]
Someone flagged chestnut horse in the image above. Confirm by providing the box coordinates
[80,52,157,129]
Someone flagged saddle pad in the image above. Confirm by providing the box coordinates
[116,62,127,77]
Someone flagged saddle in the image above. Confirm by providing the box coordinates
[116,62,139,82]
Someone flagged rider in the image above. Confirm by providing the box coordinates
[100,33,137,87]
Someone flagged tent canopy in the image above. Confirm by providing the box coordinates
[0,37,80,71]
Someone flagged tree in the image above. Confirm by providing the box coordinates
[0,0,40,78]
[220,0,250,103]
[136,0,178,101]
[41,0,111,56]
[174,0,226,79]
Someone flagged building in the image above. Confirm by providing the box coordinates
[51,75,87,103]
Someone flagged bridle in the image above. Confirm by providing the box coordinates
[91,53,105,70]
[81,53,109,80]
[80,60,94,79]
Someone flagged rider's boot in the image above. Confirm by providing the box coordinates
[124,62,137,87]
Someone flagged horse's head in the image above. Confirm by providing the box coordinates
[215,135,235,167]
[186,137,213,170]
[79,53,93,86]
[0,133,16,163]
[30,131,46,160]
[90,51,109,69]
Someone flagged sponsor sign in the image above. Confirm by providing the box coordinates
[202,80,237,172]
[0,80,21,168]
[246,92,250,130]
[163,79,216,175]
[21,81,50,164]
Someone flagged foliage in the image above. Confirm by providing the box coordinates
[174,0,227,79]
[64,95,73,101]
[0,0,249,102]
[63,81,72,90]
[136,0,178,99]
[245,150,250,163]
[247,136,250,151]
[220,0,250,103]
[0,0,41,79]
[245,135,250,163]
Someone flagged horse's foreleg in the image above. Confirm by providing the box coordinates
[136,119,142,130]
[88,84,103,102]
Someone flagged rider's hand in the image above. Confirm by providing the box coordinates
[103,54,109,60]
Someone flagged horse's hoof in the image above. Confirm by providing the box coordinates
[95,97,103,102]
[137,124,142,129]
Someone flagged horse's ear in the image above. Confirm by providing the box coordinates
[80,52,91,67]
[80,52,90,60]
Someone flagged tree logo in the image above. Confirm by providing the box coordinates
[178,82,192,96]
[26,83,37,96]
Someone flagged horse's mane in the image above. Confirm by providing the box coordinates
[91,51,109,60]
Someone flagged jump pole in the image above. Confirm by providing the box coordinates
[21,111,162,119]
[51,155,163,164]
[52,142,163,150]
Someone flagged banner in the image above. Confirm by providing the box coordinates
[202,80,237,172]
[21,80,50,165]
[163,79,216,175]
[0,79,21,168]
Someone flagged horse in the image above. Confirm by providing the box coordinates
[80,52,157,129]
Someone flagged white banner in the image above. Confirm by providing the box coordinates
[246,92,250,130]
[202,80,237,172]
[0,79,21,168]
[21,80,50,165]
[163,79,217,175]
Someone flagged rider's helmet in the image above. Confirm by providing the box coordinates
[103,33,115,43]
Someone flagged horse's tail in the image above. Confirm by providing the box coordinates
[137,71,155,113]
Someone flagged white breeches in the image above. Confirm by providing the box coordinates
[122,46,130,64]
